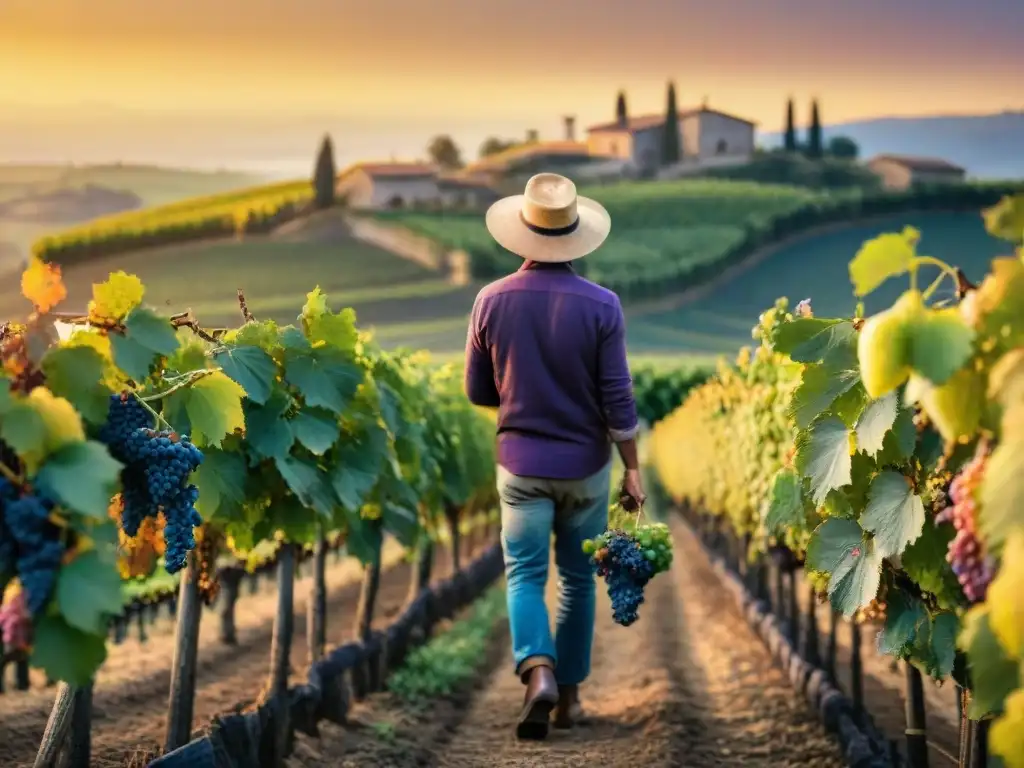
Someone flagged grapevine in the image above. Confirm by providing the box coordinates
[650,192,1024,767]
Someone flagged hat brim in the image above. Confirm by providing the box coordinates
[484,195,611,263]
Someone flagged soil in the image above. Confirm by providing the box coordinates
[287,519,845,767]
[0,538,452,768]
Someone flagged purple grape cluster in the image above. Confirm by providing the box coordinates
[98,394,205,574]
[0,478,65,615]
[936,450,994,603]
[592,531,655,626]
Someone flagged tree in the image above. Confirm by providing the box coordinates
[427,135,463,170]
[827,135,859,160]
[662,81,681,165]
[783,98,797,152]
[312,134,336,209]
[616,90,628,126]
[479,137,517,158]
[806,99,823,159]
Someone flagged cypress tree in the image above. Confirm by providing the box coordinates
[616,90,628,126]
[312,134,336,209]
[807,99,823,159]
[784,98,797,152]
[662,81,681,165]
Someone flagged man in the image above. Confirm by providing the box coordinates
[463,172,646,741]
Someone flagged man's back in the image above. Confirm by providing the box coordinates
[464,261,638,480]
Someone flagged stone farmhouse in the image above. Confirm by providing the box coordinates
[337,99,760,210]
[866,155,967,190]
[584,106,757,174]
[335,162,500,210]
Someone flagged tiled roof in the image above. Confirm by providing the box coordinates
[338,162,438,180]
[465,141,592,173]
[437,175,497,191]
[586,108,758,133]
[868,155,966,174]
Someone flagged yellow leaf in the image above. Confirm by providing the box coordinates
[28,387,85,453]
[988,531,1024,658]
[848,230,918,297]
[182,371,245,446]
[991,687,1024,768]
[88,271,145,324]
[301,286,329,319]
[21,257,67,313]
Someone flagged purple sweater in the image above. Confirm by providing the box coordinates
[464,261,639,480]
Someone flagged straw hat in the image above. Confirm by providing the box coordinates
[485,173,611,263]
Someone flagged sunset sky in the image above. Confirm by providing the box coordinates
[2,0,1022,170]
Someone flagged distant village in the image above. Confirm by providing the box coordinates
[333,92,968,211]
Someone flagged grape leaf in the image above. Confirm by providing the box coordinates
[57,550,124,635]
[855,391,898,456]
[982,194,1024,244]
[978,432,1024,556]
[773,319,856,366]
[244,396,295,461]
[382,501,419,546]
[986,530,1024,658]
[806,517,864,573]
[0,400,46,457]
[901,518,963,611]
[849,227,918,297]
[876,406,916,465]
[41,346,109,425]
[304,305,358,353]
[959,607,1021,719]
[89,271,144,323]
[214,345,276,405]
[274,455,335,518]
[21,257,67,313]
[182,372,245,447]
[110,307,180,381]
[789,365,861,429]
[0,380,11,415]
[989,349,1024,410]
[31,615,108,687]
[193,447,247,520]
[344,510,382,566]
[925,611,959,680]
[283,349,363,415]
[877,589,927,657]
[376,381,404,438]
[764,469,804,534]
[36,441,122,518]
[907,309,975,386]
[832,384,869,428]
[991,689,1024,768]
[290,408,341,455]
[859,471,925,558]
[795,417,852,504]
[829,538,883,616]
[972,258,1024,347]
[331,425,387,512]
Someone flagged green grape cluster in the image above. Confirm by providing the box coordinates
[583,521,674,576]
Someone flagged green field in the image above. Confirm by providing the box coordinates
[627,210,1009,354]
[373,179,819,291]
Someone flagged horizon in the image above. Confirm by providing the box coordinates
[2,0,1021,172]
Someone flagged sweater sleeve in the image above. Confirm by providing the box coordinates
[597,298,639,441]
[463,295,500,408]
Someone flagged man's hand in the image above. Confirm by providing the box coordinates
[619,468,647,511]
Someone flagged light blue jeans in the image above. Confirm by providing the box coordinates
[497,460,611,685]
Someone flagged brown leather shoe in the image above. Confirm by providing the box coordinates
[553,684,583,729]
[516,665,559,740]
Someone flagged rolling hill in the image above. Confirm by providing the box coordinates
[760,111,1024,179]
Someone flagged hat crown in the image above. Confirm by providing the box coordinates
[521,173,578,230]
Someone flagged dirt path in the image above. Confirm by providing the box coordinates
[0,540,442,768]
[290,519,844,767]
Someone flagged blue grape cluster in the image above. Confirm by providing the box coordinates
[591,531,655,627]
[98,395,204,574]
[99,394,153,462]
[0,478,65,615]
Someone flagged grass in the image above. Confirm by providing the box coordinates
[387,585,507,704]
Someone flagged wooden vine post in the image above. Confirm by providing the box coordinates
[164,550,204,753]
[307,528,328,665]
[267,542,297,768]
[445,502,461,574]
[351,526,383,700]
[33,682,76,768]
[407,536,434,605]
